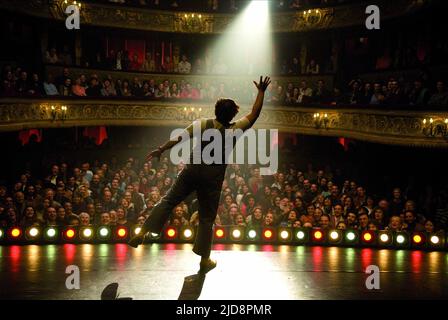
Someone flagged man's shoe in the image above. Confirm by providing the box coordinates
[198,258,217,275]
[128,233,145,248]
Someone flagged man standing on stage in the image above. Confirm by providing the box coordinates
[128,76,271,274]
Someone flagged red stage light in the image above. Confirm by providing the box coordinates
[313,230,323,241]
[117,227,127,238]
[412,234,423,244]
[263,229,273,240]
[362,231,375,243]
[11,228,21,238]
[166,227,176,238]
[215,228,225,238]
[65,229,75,239]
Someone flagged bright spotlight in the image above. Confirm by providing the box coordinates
[210,0,272,75]
[296,230,306,240]
[380,234,389,242]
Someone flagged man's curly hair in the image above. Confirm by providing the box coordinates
[214,98,239,125]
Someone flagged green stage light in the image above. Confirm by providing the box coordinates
[43,227,58,241]
[97,226,111,241]
[246,228,260,241]
[344,230,359,244]
[294,228,309,244]
[395,232,410,248]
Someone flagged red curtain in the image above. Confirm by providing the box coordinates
[125,39,146,63]
[83,126,108,146]
[18,129,42,146]
[338,137,350,151]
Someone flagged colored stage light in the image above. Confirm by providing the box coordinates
[430,235,440,244]
[166,227,177,239]
[377,231,393,247]
[214,228,225,240]
[180,227,194,241]
[80,227,93,241]
[43,227,58,241]
[296,230,305,240]
[412,233,424,245]
[29,228,38,237]
[117,227,127,238]
[330,231,338,240]
[183,228,193,238]
[0,229,3,239]
[328,229,343,244]
[65,228,75,239]
[134,227,142,235]
[346,231,356,241]
[28,227,39,238]
[232,229,242,239]
[311,229,324,242]
[262,228,274,241]
[394,232,410,248]
[10,227,22,239]
[247,229,258,240]
[361,231,375,244]
[230,227,244,241]
[98,226,110,239]
[280,230,289,239]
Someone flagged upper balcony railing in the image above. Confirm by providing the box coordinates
[1,97,448,148]
[0,0,429,33]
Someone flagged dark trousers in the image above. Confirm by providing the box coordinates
[142,164,226,258]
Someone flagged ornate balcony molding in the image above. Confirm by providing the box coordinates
[0,99,447,148]
[0,0,428,33]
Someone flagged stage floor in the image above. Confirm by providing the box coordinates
[0,243,447,300]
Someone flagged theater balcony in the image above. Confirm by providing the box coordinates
[0,0,429,33]
[1,95,448,148]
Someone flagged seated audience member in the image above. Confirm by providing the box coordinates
[86,76,102,97]
[78,212,91,226]
[408,79,430,106]
[428,81,448,107]
[72,77,86,96]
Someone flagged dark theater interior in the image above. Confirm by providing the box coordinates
[0,0,448,305]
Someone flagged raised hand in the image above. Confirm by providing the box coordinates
[145,148,162,162]
[253,76,271,92]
